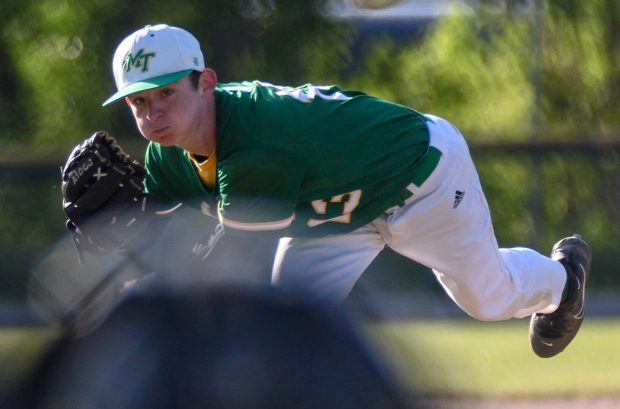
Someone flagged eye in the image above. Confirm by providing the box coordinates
[161,88,174,97]
[131,96,146,106]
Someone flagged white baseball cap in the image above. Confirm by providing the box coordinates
[102,24,205,106]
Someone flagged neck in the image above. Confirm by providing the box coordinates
[198,123,216,157]
[186,99,216,157]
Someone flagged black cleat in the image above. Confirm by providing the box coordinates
[529,234,591,358]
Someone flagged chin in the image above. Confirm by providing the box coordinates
[150,133,177,147]
[157,139,176,147]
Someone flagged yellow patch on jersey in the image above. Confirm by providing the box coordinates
[188,151,217,190]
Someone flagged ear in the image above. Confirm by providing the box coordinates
[199,68,218,96]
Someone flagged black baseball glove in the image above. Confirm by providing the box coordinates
[61,130,160,254]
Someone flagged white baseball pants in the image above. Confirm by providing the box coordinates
[272,115,567,321]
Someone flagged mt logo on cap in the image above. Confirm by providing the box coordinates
[122,49,156,73]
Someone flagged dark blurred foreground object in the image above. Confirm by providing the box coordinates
[9,286,419,409]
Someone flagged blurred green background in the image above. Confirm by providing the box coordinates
[1,0,619,302]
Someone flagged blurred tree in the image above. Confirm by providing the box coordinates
[0,1,33,143]
[341,0,620,140]
[0,0,353,150]
[541,0,620,131]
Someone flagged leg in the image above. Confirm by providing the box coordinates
[272,224,386,303]
[387,115,567,321]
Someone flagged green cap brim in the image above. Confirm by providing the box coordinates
[102,69,193,106]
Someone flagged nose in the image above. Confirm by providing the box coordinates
[146,100,164,121]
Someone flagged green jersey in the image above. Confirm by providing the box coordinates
[144,81,439,237]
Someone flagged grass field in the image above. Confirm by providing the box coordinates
[1,317,619,399]
[366,317,620,398]
[0,326,59,396]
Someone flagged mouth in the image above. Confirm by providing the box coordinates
[148,127,175,145]
[151,126,170,135]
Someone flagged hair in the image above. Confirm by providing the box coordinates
[189,70,202,90]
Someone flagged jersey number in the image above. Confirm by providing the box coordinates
[307,190,362,228]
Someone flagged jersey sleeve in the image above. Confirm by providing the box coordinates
[217,148,306,233]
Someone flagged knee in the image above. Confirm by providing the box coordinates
[467,310,507,322]
[461,301,511,322]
